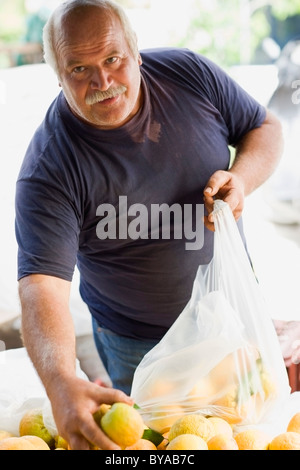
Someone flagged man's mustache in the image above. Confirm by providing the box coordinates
[85,85,127,105]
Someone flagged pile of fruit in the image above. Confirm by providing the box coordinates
[1,403,300,450]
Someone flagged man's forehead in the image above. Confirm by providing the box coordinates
[55,7,125,60]
[57,4,116,30]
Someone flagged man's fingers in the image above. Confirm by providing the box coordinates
[80,417,121,450]
[204,170,230,197]
[94,385,134,406]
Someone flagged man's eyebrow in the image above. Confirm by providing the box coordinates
[66,49,122,67]
[66,59,82,68]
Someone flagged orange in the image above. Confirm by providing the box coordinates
[212,385,243,425]
[269,432,300,450]
[147,404,184,434]
[287,412,300,433]
[166,434,208,450]
[21,435,50,450]
[156,431,169,450]
[207,433,239,450]
[125,438,157,450]
[0,437,36,450]
[168,414,214,443]
[100,402,144,449]
[19,408,55,448]
[207,416,233,437]
[187,377,216,402]
[234,429,271,450]
[0,430,14,441]
[0,436,50,450]
[54,435,69,450]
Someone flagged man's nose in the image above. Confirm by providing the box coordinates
[90,67,112,90]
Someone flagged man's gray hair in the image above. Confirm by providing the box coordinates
[43,0,139,76]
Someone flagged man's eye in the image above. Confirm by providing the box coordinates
[106,57,118,64]
[73,66,86,73]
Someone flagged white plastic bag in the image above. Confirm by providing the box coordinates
[0,347,89,436]
[131,200,290,432]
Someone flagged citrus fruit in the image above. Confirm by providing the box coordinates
[156,431,169,450]
[100,402,144,449]
[0,436,50,450]
[260,368,276,399]
[147,404,184,433]
[166,433,208,450]
[168,413,214,443]
[207,433,239,450]
[125,438,157,450]
[0,437,36,450]
[19,408,55,448]
[234,429,271,450]
[0,430,14,441]
[269,432,300,450]
[21,435,50,450]
[287,412,300,433]
[149,379,175,398]
[93,403,111,427]
[187,377,216,401]
[207,416,233,437]
[54,435,69,450]
[212,385,243,424]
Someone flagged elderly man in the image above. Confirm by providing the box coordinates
[15,0,283,450]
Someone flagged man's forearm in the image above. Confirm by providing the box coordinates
[19,274,77,393]
[230,109,284,195]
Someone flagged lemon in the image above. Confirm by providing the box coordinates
[207,416,233,437]
[287,412,300,433]
[168,413,214,442]
[167,433,208,450]
[207,433,239,450]
[100,402,144,449]
[269,432,300,450]
[19,408,55,448]
[234,429,271,450]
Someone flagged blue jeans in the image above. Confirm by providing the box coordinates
[92,317,159,395]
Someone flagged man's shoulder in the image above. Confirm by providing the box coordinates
[31,92,66,144]
[140,47,216,81]
[140,47,199,64]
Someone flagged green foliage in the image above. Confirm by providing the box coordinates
[174,0,300,67]
[272,0,300,20]
[0,0,26,42]
[142,428,164,446]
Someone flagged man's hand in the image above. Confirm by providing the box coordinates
[203,170,245,231]
[48,375,134,450]
[203,109,283,232]
[273,320,300,368]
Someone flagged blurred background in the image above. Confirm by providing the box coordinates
[0,0,300,380]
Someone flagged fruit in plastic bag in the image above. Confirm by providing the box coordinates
[168,414,214,443]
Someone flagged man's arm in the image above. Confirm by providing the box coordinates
[203,109,283,230]
[19,274,133,450]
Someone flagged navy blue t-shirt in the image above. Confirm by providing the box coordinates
[15,48,266,340]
